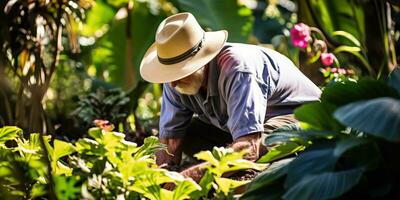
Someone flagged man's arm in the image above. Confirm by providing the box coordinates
[180,132,261,182]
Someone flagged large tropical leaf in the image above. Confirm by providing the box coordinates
[294,102,343,131]
[283,168,365,200]
[388,67,400,95]
[321,79,399,107]
[257,142,305,163]
[241,158,293,200]
[334,97,400,142]
[177,0,253,42]
[285,138,370,189]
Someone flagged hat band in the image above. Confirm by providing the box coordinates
[158,34,205,65]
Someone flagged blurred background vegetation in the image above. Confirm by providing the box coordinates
[0,0,399,142]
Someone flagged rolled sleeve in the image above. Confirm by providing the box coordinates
[224,72,267,140]
[159,84,193,139]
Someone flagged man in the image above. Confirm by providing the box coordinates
[139,12,321,181]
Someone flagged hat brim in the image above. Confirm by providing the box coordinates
[140,30,228,83]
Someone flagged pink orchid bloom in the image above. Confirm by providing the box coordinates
[290,23,311,49]
[320,53,335,66]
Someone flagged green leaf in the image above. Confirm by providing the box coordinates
[0,126,22,145]
[332,31,361,47]
[294,102,344,131]
[215,177,248,196]
[177,0,253,42]
[283,168,364,200]
[321,79,399,107]
[307,51,321,64]
[285,145,336,189]
[388,67,400,95]
[194,151,219,166]
[264,130,334,146]
[241,158,293,200]
[334,97,400,142]
[88,127,103,141]
[53,140,76,161]
[333,45,361,54]
[257,142,305,163]
[75,138,105,156]
[172,179,201,200]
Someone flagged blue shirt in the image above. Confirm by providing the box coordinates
[159,43,321,140]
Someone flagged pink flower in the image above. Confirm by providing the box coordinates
[290,23,311,49]
[320,53,335,66]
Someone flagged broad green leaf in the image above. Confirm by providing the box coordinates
[257,142,305,163]
[264,130,334,147]
[195,151,219,166]
[294,102,343,131]
[54,161,73,176]
[246,158,293,192]
[334,97,400,142]
[0,126,22,145]
[388,67,400,95]
[75,138,105,156]
[321,79,399,107]
[88,127,103,141]
[283,168,364,200]
[332,31,361,47]
[177,0,253,42]
[172,179,201,200]
[333,137,369,157]
[53,140,76,161]
[285,145,336,188]
[215,177,248,196]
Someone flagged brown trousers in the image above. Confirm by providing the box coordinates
[182,114,298,157]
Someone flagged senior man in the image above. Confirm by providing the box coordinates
[139,12,321,181]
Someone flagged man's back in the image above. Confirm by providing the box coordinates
[160,43,321,140]
[216,43,321,119]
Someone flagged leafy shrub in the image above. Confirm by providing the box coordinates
[242,68,400,200]
[0,125,265,199]
[72,88,130,129]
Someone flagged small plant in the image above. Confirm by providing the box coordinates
[73,87,130,130]
[193,147,267,199]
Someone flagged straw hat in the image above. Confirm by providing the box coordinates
[140,12,228,83]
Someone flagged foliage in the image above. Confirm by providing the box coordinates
[0,124,267,199]
[0,0,92,133]
[72,88,130,130]
[193,147,266,199]
[241,68,400,199]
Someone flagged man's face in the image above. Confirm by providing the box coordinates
[170,67,206,95]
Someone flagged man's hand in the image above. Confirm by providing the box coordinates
[156,138,183,166]
[230,133,261,161]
